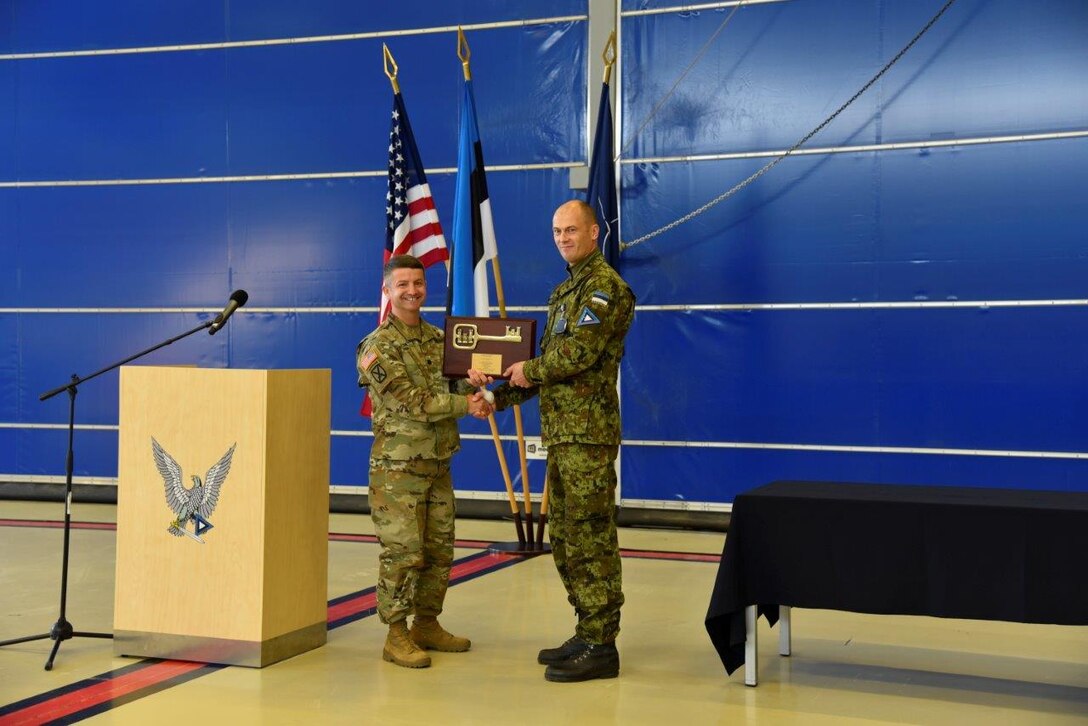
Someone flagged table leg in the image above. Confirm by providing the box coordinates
[779,605,791,656]
[744,605,758,686]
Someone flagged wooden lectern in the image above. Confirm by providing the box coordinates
[114,366,331,667]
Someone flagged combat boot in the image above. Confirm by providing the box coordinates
[537,636,587,665]
[383,621,432,668]
[544,641,619,682]
[409,615,471,652]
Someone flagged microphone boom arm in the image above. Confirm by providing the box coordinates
[40,320,214,401]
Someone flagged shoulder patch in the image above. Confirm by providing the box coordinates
[370,363,388,383]
[576,306,601,327]
[360,351,378,371]
[589,291,610,307]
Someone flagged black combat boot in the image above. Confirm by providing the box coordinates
[537,636,587,665]
[543,641,619,682]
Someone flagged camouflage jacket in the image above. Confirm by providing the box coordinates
[494,249,635,445]
[356,315,471,461]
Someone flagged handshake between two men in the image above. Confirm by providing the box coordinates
[463,361,532,419]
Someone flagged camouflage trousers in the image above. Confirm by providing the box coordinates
[369,457,456,625]
[546,443,624,644]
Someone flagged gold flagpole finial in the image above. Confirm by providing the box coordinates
[383,43,400,94]
[602,30,617,85]
[457,26,472,81]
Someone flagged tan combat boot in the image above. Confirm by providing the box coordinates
[383,621,432,668]
[409,615,471,652]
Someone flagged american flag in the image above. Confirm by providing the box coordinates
[361,91,448,417]
[380,91,449,320]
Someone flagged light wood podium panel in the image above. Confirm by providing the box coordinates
[114,366,330,667]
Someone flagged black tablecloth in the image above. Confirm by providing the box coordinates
[705,481,1088,675]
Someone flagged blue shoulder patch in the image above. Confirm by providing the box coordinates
[576,306,601,327]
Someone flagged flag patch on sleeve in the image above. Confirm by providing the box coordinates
[360,351,378,370]
[590,291,610,307]
[576,307,601,327]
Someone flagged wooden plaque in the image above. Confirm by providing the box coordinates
[442,316,537,379]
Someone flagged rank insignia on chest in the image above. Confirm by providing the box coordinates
[576,306,601,327]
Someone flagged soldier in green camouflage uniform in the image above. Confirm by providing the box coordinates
[469,200,635,682]
[357,255,492,669]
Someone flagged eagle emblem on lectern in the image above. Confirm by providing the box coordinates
[151,437,236,544]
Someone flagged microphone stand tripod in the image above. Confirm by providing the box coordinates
[0,318,217,670]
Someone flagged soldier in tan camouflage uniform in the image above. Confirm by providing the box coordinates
[357,255,493,669]
[468,199,635,682]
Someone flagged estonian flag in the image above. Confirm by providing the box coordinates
[448,78,498,318]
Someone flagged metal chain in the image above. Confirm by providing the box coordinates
[622,0,959,251]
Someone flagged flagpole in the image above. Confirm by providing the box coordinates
[490,253,535,546]
[610,19,626,510]
[537,472,549,547]
[603,27,624,522]
[458,27,530,546]
[609,28,626,513]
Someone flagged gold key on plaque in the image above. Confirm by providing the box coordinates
[452,324,523,350]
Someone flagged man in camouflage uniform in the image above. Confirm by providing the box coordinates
[356,255,492,669]
[469,199,635,682]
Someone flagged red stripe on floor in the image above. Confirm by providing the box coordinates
[620,548,720,563]
[0,660,205,725]
[447,552,512,578]
[326,591,378,623]
[327,532,377,543]
[0,519,116,530]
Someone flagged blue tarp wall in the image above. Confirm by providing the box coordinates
[2,0,1086,511]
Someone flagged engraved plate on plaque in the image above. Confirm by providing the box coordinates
[471,353,504,376]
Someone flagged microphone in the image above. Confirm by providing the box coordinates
[209,289,249,335]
